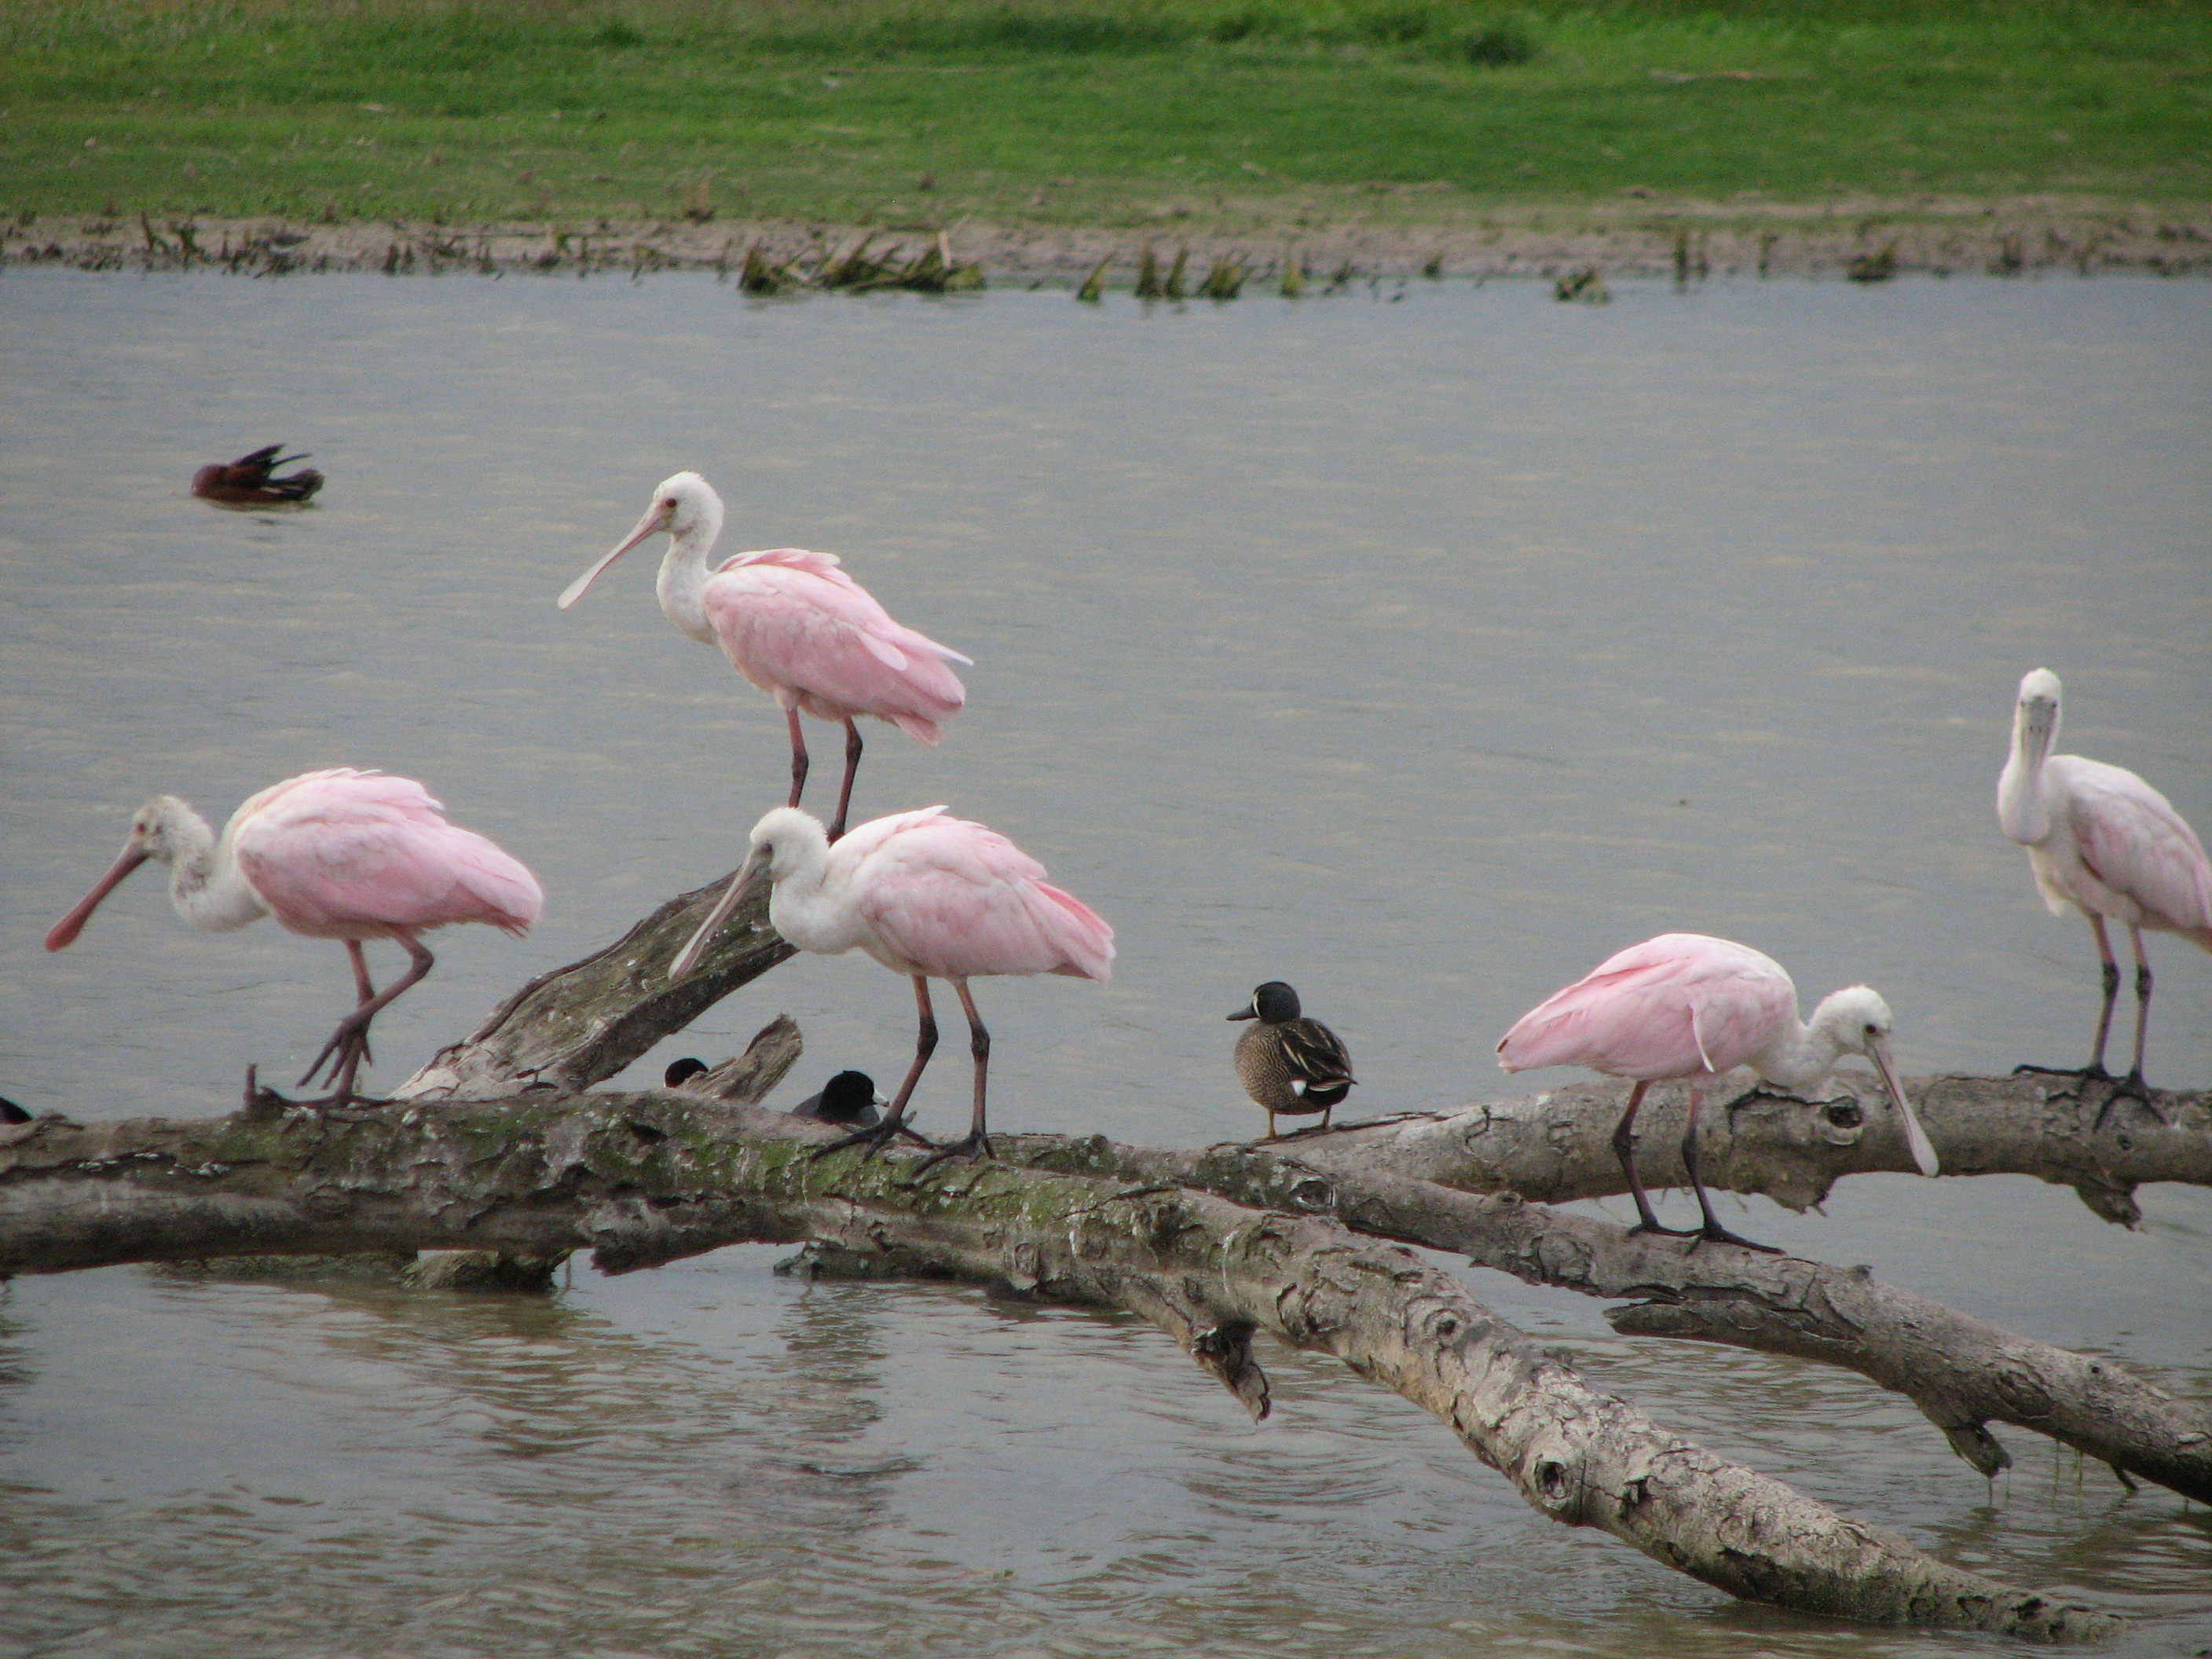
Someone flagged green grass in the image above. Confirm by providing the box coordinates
[4,0,2209,229]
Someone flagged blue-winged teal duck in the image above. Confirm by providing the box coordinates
[1229,981,1356,1140]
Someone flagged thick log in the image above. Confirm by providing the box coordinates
[394,868,792,1100]
[1312,1073,2211,1225]
[995,1135,2212,1503]
[0,1097,2119,1641]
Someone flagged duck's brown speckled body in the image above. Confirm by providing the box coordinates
[1229,980,1356,1140]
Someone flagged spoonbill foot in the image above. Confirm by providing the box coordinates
[1690,1222,1783,1254]
[908,1130,994,1177]
[811,1117,939,1163]
[1626,1218,1700,1240]
[2092,1071,2166,1131]
[2011,1061,2110,1082]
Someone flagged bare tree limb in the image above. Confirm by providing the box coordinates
[0,1097,2121,1640]
[993,1134,2212,1503]
[394,868,791,1100]
[1307,1073,2210,1225]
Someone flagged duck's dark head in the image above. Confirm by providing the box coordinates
[664,1057,709,1088]
[1229,981,1301,1024]
[818,1070,881,1122]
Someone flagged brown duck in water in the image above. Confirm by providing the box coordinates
[1229,980,1356,1140]
[192,445,324,505]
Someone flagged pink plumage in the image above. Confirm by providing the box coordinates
[703,549,966,744]
[46,767,540,1104]
[231,770,543,940]
[670,804,1111,1163]
[1497,933,1795,1083]
[560,472,969,837]
[1498,932,1934,1248]
[839,808,1116,983]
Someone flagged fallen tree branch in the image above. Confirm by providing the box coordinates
[391,873,2210,1218]
[395,866,792,1099]
[994,1135,2212,1503]
[1307,1073,2211,1225]
[0,1097,2119,1640]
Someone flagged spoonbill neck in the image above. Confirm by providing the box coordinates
[763,836,862,956]
[654,508,723,647]
[1749,1011,1839,1090]
[1998,707,2056,847]
[167,808,269,933]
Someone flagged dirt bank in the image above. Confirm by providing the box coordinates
[8,197,2209,286]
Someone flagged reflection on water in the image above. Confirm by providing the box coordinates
[0,271,2207,1656]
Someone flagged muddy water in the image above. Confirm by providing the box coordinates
[0,270,2207,1657]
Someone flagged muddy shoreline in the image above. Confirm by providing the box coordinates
[8,200,2209,285]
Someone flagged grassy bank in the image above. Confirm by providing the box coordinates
[4,0,2209,232]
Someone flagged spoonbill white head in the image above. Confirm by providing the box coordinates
[2014,668,2061,743]
[558,470,723,610]
[668,807,826,980]
[1805,985,1938,1176]
[43,796,202,950]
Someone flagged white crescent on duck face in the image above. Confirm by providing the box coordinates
[1229,980,1357,1141]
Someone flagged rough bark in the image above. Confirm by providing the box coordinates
[1309,1073,2211,1225]
[994,1135,2212,1503]
[0,1097,2119,1641]
[366,870,2212,1502]
[394,867,792,1100]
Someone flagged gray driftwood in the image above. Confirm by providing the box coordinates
[994,1135,2212,1503]
[1309,1072,2210,1225]
[388,866,2210,1512]
[394,866,791,1100]
[0,1098,2119,1641]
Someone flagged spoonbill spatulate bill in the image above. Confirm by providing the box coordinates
[46,769,541,1104]
[1497,932,1938,1253]
[670,805,1112,1167]
[1998,668,2212,1101]
[558,472,969,840]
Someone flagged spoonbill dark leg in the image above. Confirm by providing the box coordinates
[301,933,435,1104]
[2016,914,2120,1084]
[1679,1084,1780,1253]
[816,976,941,1160]
[829,718,863,842]
[785,707,811,810]
[344,939,377,1068]
[914,979,993,1174]
[1612,1081,1694,1238]
[2094,927,2168,1126]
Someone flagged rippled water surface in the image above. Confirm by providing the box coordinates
[1,269,2208,1656]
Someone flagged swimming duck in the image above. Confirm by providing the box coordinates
[192,444,324,505]
[1229,981,1356,1140]
[789,1070,884,1128]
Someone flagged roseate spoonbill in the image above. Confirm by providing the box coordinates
[668,805,1112,1164]
[558,472,969,840]
[192,445,324,504]
[1497,933,1938,1252]
[45,769,541,1104]
[790,1070,885,1128]
[1229,981,1356,1140]
[1998,668,2212,1097]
